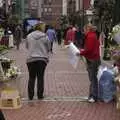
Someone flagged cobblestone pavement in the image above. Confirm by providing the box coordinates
[2,42,120,120]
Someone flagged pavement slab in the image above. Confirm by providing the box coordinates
[3,101,120,120]
[1,42,120,120]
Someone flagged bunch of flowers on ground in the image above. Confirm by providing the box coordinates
[110,45,120,72]
[108,24,120,44]
[0,56,21,81]
[111,46,120,61]
[5,65,21,79]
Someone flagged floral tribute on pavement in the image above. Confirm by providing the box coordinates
[108,24,120,71]
[0,56,21,81]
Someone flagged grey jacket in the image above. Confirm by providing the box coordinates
[26,30,51,63]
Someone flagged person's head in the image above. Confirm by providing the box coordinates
[34,22,46,32]
[83,24,96,33]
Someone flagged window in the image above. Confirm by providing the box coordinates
[44,0,52,5]
[48,0,52,3]
[48,8,52,12]
[44,8,48,12]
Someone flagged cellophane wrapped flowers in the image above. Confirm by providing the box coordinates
[0,56,21,81]
[111,46,120,61]
[108,24,120,44]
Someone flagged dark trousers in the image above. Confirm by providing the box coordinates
[50,41,53,52]
[86,59,101,100]
[0,110,5,120]
[57,38,62,45]
[15,39,21,50]
[27,60,47,99]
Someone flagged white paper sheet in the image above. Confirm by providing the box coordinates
[68,42,80,69]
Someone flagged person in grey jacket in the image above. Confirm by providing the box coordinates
[26,22,51,100]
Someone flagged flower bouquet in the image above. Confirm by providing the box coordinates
[5,65,21,80]
[0,56,21,81]
[0,56,13,73]
[111,46,120,60]
[109,24,120,44]
[111,46,120,72]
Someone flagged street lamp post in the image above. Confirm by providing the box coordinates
[82,0,84,27]
[5,0,8,14]
[86,9,93,24]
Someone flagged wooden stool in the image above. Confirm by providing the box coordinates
[0,87,21,109]
[115,75,120,109]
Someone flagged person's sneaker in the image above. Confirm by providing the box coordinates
[88,97,96,103]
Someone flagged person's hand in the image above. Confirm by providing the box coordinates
[80,49,84,52]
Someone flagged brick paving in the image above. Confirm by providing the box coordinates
[3,101,120,120]
[2,42,120,120]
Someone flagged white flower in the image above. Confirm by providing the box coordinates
[5,65,21,79]
[6,73,11,77]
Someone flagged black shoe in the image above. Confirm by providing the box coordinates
[29,96,33,100]
[38,95,44,100]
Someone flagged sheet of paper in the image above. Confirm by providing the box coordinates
[68,43,80,69]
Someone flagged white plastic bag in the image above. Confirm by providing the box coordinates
[97,65,108,81]
[68,42,80,69]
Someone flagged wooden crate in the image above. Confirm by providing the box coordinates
[0,87,21,109]
[115,75,120,110]
[116,92,120,109]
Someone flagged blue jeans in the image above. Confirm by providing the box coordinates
[86,59,101,100]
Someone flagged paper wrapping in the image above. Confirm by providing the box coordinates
[68,42,80,69]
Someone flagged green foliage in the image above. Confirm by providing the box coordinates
[103,48,111,60]
[0,45,8,53]
[59,15,69,30]
[94,0,115,24]
[8,15,20,25]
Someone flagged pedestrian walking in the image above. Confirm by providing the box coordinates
[25,22,51,100]
[46,26,57,53]
[56,29,62,46]
[65,25,76,45]
[63,27,69,45]
[78,24,101,103]
[5,27,14,48]
[14,25,22,50]
[74,27,85,48]
[0,25,4,41]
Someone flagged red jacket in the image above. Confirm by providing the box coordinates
[64,28,76,45]
[80,31,100,60]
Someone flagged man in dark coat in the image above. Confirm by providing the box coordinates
[14,25,22,50]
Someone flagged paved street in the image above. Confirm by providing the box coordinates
[2,42,120,120]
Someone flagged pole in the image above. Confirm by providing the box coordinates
[37,0,42,18]
[5,0,8,14]
[82,0,84,27]
[21,0,25,21]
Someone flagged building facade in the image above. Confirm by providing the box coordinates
[41,0,62,27]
